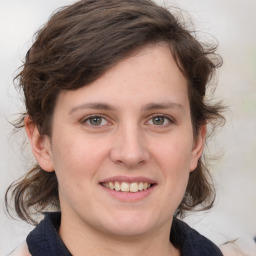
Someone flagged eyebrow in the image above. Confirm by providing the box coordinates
[69,103,116,114]
[69,101,184,115]
[142,102,185,112]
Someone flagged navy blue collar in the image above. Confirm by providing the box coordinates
[27,212,71,256]
[27,212,223,256]
[170,218,223,255]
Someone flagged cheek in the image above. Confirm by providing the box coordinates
[151,136,193,198]
[50,132,112,191]
[153,136,194,173]
[50,139,101,209]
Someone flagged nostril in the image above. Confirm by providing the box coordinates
[109,136,150,168]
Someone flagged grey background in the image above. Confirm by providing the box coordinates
[1,0,256,254]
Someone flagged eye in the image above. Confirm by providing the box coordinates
[147,115,173,126]
[82,115,108,126]
[152,116,166,125]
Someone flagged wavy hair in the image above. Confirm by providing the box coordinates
[5,0,225,224]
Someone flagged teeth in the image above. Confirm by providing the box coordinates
[120,182,129,192]
[102,181,152,192]
[114,181,121,191]
[130,182,139,193]
[138,182,144,191]
[109,182,114,190]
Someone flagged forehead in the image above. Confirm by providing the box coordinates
[55,43,189,112]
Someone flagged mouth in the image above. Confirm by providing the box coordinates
[100,181,154,193]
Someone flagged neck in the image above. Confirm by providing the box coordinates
[59,213,180,256]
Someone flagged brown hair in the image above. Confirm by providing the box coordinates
[5,0,225,224]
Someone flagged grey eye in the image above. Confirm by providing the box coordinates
[152,116,165,125]
[82,115,109,127]
[89,116,103,126]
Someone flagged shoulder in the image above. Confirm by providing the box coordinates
[7,242,31,256]
[219,243,245,256]
[219,238,256,256]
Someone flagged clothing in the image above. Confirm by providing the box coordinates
[9,212,223,256]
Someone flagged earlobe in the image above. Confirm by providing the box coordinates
[24,115,54,172]
[190,124,207,172]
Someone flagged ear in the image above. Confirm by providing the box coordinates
[24,115,54,172]
[190,124,207,172]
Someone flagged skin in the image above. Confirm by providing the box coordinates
[25,43,206,256]
[220,244,246,256]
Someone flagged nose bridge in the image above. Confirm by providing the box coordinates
[110,120,149,168]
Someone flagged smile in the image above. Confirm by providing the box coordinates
[101,181,153,193]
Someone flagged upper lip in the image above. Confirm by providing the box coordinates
[99,176,157,184]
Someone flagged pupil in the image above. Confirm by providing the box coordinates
[90,117,102,125]
[153,116,164,125]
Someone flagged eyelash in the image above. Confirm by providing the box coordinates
[147,114,174,126]
[81,114,174,128]
[81,114,109,127]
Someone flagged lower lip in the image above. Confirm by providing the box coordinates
[100,185,156,202]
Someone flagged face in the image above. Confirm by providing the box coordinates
[32,44,205,239]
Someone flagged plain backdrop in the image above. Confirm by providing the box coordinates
[1,0,256,254]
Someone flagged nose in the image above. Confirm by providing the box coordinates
[110,124,150,169]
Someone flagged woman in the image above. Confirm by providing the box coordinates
[6,0,225,255]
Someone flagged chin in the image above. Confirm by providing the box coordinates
[100,211,159,237]
[106,224,153,238]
